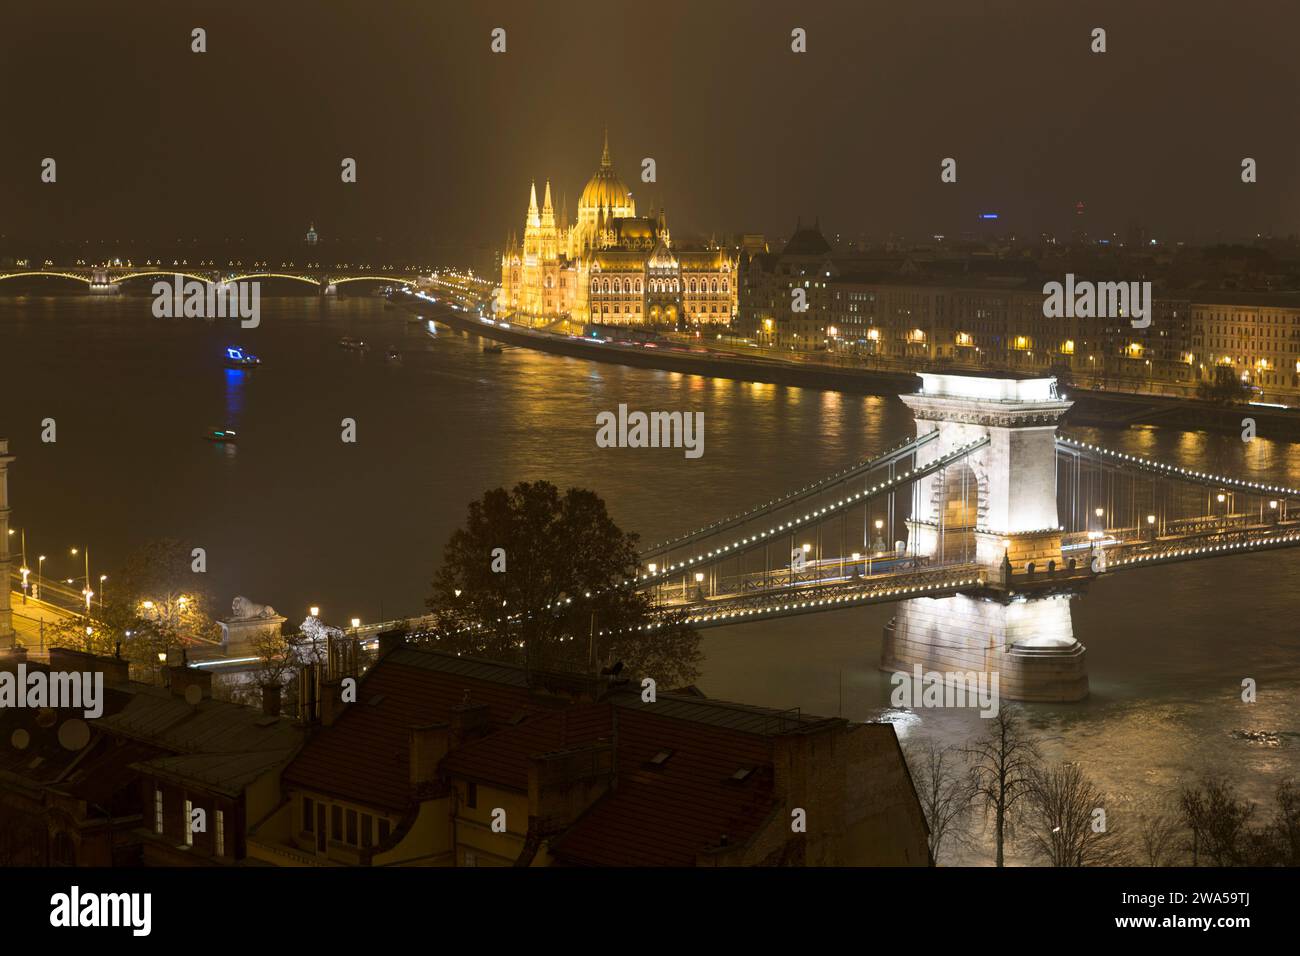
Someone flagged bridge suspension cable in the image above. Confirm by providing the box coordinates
[1056,437,1300,499]
[637,436,990,585]
[638,432,937,558]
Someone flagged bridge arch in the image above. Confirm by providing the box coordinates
[226,273,322,287]
[327,275,417,287]
[109,271,217,286]
[0,272,91,286]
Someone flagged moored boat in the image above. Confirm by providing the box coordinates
[224,346,261,369]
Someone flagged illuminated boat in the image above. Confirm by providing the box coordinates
[339,336,367,350]
[203,427,238,443]
[224,346,261,369]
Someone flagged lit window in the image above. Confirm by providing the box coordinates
[215,810,225,857]
[154,789,163,835]
[184,798,193,846]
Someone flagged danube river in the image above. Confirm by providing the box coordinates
[4,294,1298,862]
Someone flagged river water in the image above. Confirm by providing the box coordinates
[3,294,1297,863]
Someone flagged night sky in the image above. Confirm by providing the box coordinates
[1,0,1296,248]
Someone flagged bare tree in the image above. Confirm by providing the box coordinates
[1023,761,1129,866]
[1135,811,1182,867]
[961,705,1041,866]
[906,740,974,864]
[1180,776,1255,866]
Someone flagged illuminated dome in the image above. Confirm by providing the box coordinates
[578,130,635,223]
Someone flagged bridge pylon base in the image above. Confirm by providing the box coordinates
[881,591,1088,703]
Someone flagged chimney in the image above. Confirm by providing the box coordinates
[319,677,347,727]
[377,627,406,659]
[261,683,282,717]
[298,663,319,724]
[450,699,490,746]
[168,664,212,702]
[409,723,450,786]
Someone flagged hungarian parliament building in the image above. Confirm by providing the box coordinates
[499,133,737,327]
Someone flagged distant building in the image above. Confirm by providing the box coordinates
[499,131,738,328]
[250,640,930,867]
[737,220,1300,402]
[305,222,319,246]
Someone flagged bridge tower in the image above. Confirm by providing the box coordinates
[881,373,1088,701]
[0,439,14,648]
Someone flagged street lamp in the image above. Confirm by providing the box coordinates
[99,574,107,608]
[310,606,320,617]
[37,555,45,601]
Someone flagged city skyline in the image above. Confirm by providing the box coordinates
[0,0,1296,922]
[1,0,1297,247]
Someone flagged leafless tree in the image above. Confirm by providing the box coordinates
[1023,761,1129,866]
[1180,776,1255,866]
[961,705,1041,866]
[1134,811,1182,866]
[906,740,974,864]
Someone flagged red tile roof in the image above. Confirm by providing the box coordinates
[439,704,614,792]
[549,704,779,867]
[281,648,539,810]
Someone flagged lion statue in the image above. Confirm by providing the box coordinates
[231,595,277,620]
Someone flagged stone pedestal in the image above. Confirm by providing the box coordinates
[219,596,286,658]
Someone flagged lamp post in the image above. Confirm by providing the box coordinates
[37,555,45,602]
[18,530,27,605]
[72,546,91,612]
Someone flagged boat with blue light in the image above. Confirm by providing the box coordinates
[203,427,238,443]
[224,346,261,369]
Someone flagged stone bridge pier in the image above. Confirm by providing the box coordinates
[881,374,1088,702]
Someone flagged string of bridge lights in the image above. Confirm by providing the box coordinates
[637,437,989,580]
[1112,530,1300,569]
[429,437,990,641]
[639,432,935,556]
[598,574,986,634]
[1056,437,1300,499]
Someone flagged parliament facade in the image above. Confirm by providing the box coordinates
[500,133,737,327]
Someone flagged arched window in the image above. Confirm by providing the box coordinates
[591,279,598,292]
[689,279,697,293]
[636,278,642,293]
[723,278,729,292]
[712,278,719,293]
[603,278,610,293]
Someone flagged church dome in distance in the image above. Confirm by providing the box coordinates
[782,219,832,256]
